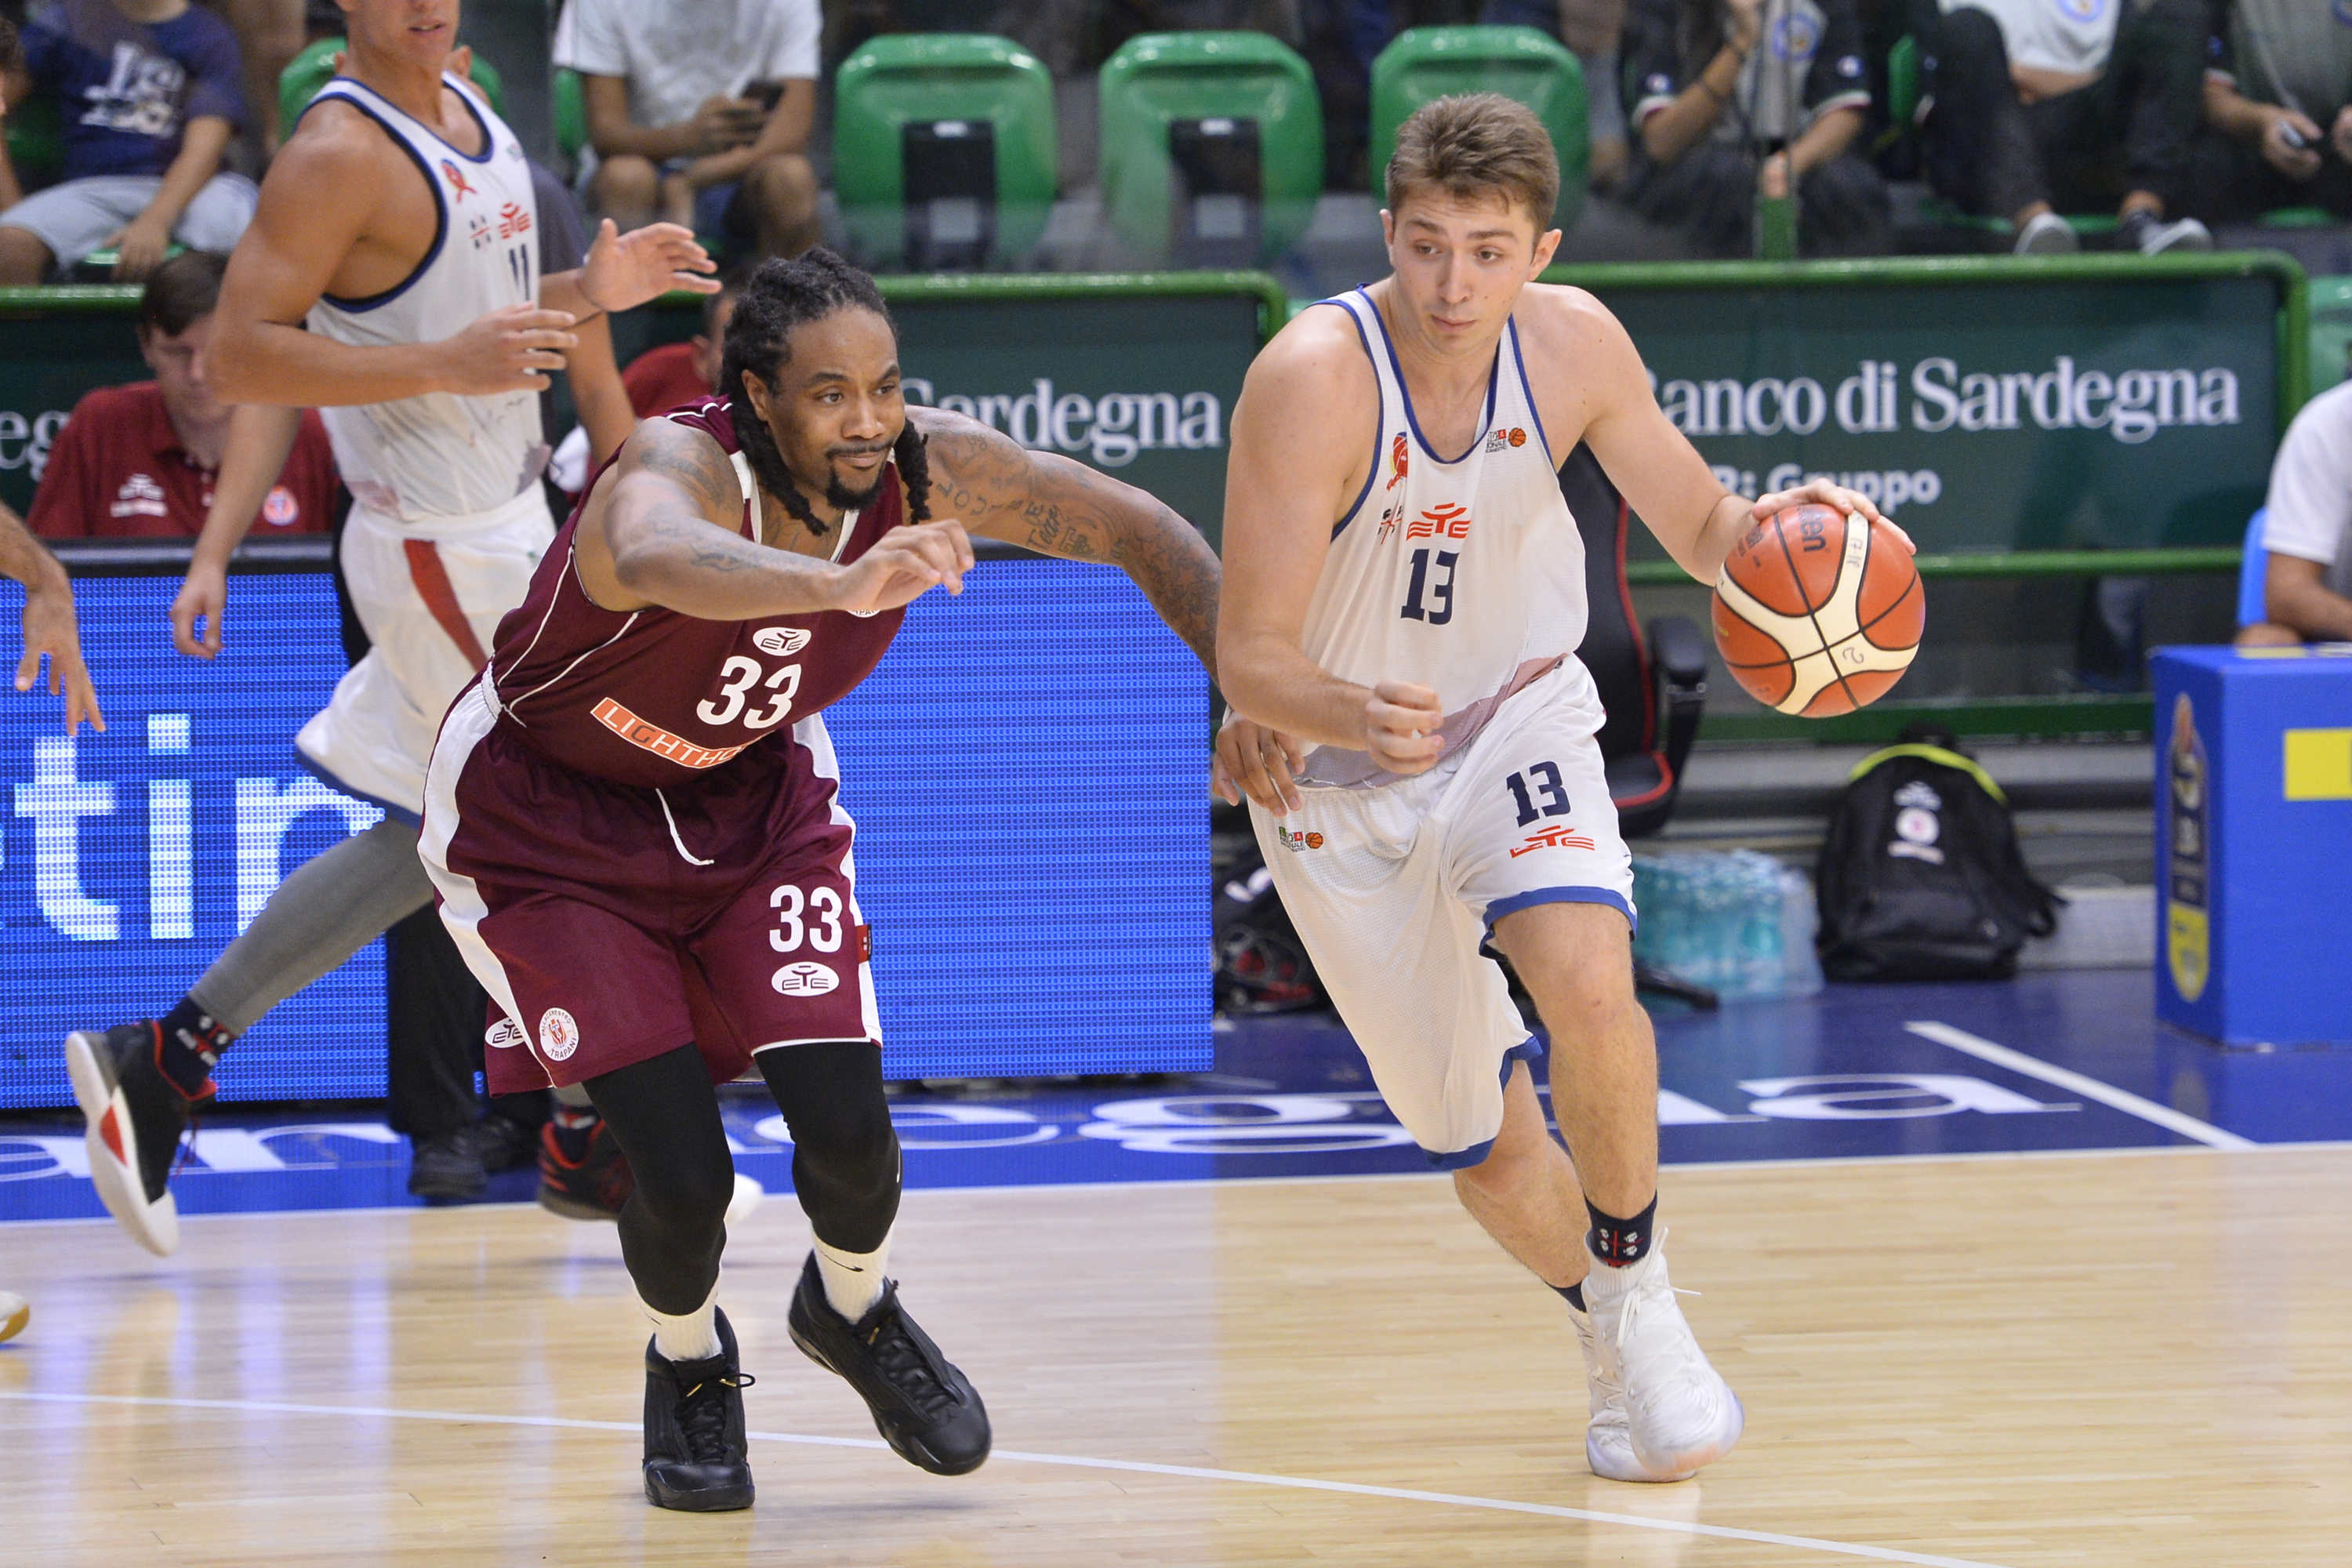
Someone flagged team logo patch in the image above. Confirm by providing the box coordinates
[1385,431,1409,491]
[486,1017,525,1051]
[1509,824,1597,858]
[1770,13,1820,61]
[262,486,299,527]
[538,1007,580,1062]
[441,159,477,201]
[1406,502,1472,541]
[771,961,839,996]
[754,626,812,657]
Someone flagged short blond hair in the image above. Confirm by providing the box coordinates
[1385,93,1559,230]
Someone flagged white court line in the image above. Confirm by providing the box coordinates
[0,1389,2013,1568]
[1904,1021,2256,1149]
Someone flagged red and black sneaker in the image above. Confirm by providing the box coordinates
[64,1023,212,1257]
[537,1116,634,1221]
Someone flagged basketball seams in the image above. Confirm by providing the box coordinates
[1770,510,1864,713]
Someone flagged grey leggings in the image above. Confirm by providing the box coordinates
[187,817,434,1035]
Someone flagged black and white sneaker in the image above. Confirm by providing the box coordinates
[787,1251,990,1475]
[642,1307,756,1512]
[2119,209,2212,256]
[64,1024,205,1257]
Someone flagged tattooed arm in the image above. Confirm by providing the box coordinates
[915,408,1221,673]
[579,417,972,619]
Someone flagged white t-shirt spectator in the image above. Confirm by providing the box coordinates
[1940,0,2121,78]
[2261,379,2352,597]
[556,0,821,133]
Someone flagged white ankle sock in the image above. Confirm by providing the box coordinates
[815,1236,888,1322]
[644,1279,722,1362]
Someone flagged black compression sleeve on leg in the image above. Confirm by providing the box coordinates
[756,1041,901,1254]
[583,1044,735,1315]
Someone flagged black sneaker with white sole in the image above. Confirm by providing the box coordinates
[642,1307,756,1512]
[786,1251,990,1475]
[64,1024,207,1258]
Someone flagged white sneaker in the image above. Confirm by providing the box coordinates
[2013,211,2078,256]
[1568,1301,1696,1482]
[1581,1232,1744,1477]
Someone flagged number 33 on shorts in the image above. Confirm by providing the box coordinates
[768,880,868,998]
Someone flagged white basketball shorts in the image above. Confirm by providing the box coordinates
[297,487,554,820]
[1247,661,1636,1167]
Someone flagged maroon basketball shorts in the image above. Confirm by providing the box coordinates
[420,686,880,1093]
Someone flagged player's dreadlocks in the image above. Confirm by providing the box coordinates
[723,248,931,538]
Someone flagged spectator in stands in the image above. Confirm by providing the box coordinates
[1908,0,2211,255]
[0,0,256,282]
[28,250,336,540]
[1621,0,1890,256]
[2237,376,2352,647]
[547,267,744,496]
[557,0,822,261]
[1486,0,1634,188]
[219,0,306,155]
[2194,0,2352,225]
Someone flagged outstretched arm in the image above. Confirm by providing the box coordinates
[916,408,1221,674]
[0,502,100,733]
[577,417,971,621]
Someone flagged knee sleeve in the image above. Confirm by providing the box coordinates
[583,1047,735,1312]
[758,1042,902,1252]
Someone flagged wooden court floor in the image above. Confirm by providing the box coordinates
[2,1145,2346,1566]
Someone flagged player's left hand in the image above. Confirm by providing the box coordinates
[18,583,103,735]
[581,220,721,314]
[1211,713,1305,813]
[1751,477,1915,554]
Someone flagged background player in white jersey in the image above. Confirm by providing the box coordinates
[63,0,715,1255]
[1214,93,1904,1484]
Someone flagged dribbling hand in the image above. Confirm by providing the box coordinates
[1211,713,1305,812]
[1365,681,1443,775]
[440,304,579,395]
[828,519,975,617]
[1751,477,1917,555]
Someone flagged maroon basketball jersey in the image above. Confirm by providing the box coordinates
[482,397,908,787]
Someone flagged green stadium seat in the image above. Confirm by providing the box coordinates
[2309,275,2352,393]
[1097,31,1321,267]
[278,37,506,139]
[1369,26,1586,229]
[3,94,64,191]
[554,67,586,165]
[833,34,1055,271]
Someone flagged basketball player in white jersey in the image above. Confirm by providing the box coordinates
[63,0,717,1254]
[1213,94,1904,1483]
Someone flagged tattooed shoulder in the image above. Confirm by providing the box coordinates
[622,417,740,520]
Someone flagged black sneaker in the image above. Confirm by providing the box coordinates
[64,1024,206,1257]
[786,1251,990,1475]
[643,1307,756,1512]
[537,1117,633,1221]
[406,1124,488,1202]
[474,1111,541,1174]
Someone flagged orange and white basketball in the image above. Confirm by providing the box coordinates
[1712,504,1923,717]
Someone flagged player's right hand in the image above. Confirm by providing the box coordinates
[19,583,102,735]
[1364,681,1443,775]
[172,561,229,659]
[827,519,975,617]
[441,305,579,395]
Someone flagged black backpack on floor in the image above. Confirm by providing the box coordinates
[1816,727,2062,982]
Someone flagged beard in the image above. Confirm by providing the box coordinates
[822,446,893,511]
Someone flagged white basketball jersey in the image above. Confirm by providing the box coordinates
[1296,289,1604,788]
[305,74,548,525]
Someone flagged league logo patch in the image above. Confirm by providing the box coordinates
[754,626,812,657]
[771,961,839,996]
[538,1007,580,1062]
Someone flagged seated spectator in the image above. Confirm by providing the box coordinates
[0,0,256,282]
[2194,0,2352,225]
[1622,0,1890,257]
[1908,0,2211,255]
[1482,0,1635,188]
[546,267,744,495]
[557,0,822,262]
[27,250,336,540]
[2238,377,2352,647]
[220,0,306,155]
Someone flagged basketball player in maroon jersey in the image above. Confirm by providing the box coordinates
[419,249,1237,1512]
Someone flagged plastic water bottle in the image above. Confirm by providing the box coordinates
[1728,851,1786,998]
[1777,862,1824,997]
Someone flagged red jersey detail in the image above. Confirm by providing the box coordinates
[485,397,909,788]
[622,341,711,420]
[27,384,337,540]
